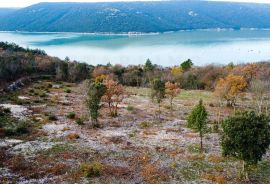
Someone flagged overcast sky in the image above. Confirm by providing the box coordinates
[0,0,269,8]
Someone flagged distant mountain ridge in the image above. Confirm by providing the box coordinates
[0,1,270,33]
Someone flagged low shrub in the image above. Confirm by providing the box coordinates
[80,162,103,178]
[75,118,84,125]
[0,108,29,137]
[64,88,71,93]
[127,105,134,111]
[48,114,58,121]
[67,133,80,140]
[139,122,150,129]
[67,112,76,119]
[39,92,47,98]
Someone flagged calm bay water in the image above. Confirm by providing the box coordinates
[1,30,270,66]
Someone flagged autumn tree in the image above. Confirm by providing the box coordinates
[250,79,270,114]
[221,111,270,181]
[171,66,183,77]
[215,74,247,107]
[102,79,125,117]
[165,81,180,111]
[87,82,106,127]
[241,63,257,83]
[151,78,166,121]
[187,99,208,152]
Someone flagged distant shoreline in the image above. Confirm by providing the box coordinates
[1,28,270,36]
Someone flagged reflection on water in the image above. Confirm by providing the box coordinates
[0,30,270,66]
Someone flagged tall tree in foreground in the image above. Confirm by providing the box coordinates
[151,78,165,122]
[87,82,106,127]
[165,81,180,111]
[221,111,270,181]
[187,99,208,152]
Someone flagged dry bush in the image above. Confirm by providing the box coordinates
[186,154,206,161]
[6,155,31,173]
[103,165,130,177]
[67,133,80,140]
[47,163,68,175]
[80,162,104,178]
[208,154,224,163]
[141,163,169,184]
[202,174,227,184]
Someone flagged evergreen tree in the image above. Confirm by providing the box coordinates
[180,59,193,71]
[221,111,270,180]
[87,82,106,127]
[151,78,165,121]
[187,99,208,152]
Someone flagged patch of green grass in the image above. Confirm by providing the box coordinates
[126,87,150,96]
[179,160,212,181]
[187,144,201,154]
[45,144,71,156]
[177,90,213,101]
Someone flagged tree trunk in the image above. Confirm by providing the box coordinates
[242,160,249,182]
[200,131,203,153]
[158,103,161,123]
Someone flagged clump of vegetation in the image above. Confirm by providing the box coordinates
[39,91,47,98]
[102,79,125,117]
[221,111,270,181]
[215,74,247,107]
[67,133,80,140]
[187,144,202,154]
[165,81,180,111]
[187,99,208,152]
[151,78,165,121]
[139,121,151,129]
[87,81,106,126]
[48,113,58,121]
[75,117,85,125]
[45,144,71,156]
[64,88,71,93]
[66,112,76,119]
[80,162,104,178]
[0,107,29,137]
[127,105,134,111]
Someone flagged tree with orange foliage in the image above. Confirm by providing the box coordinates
[215,74,247,107]
[95,74,108,83]
[241,63,257,83]
[165,81,180,111]
[102,79,125,117]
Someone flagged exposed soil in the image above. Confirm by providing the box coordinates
[0,80,269,184]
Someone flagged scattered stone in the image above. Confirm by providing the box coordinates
[0,104,28,120]
[0,139,24,148]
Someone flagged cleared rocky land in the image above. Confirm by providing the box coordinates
[0,80,269,184]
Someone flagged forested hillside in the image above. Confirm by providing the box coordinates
[0,42,92,89]
[1,1,270,33]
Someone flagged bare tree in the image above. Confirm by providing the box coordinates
[250,79,270,114]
